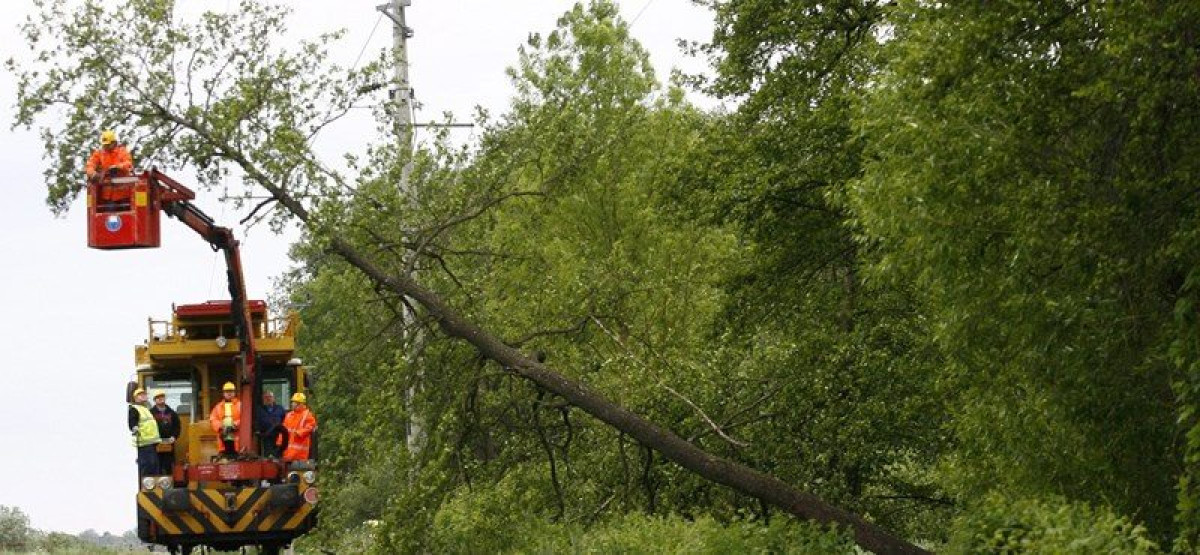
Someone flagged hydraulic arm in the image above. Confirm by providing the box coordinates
[145,169,260,454]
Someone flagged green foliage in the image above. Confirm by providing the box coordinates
[35,531,119,553]
[429,479,855,554]
[673,0,951,539]
[847,0,1199,537]
[427,466,557,553]
[945,495,1160,554]
[290,3,767,548]
[1172,264,1200,550]
[531,514,853,555]
[0,505,32,551]
[0,506,139,553]
[9,0,387,220]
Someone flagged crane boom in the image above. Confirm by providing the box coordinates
[150,170,260,454]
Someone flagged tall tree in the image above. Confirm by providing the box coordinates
[679,0,950,537]
[0,506,32,551]
[847,0,1200,540]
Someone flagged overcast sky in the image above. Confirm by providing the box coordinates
[0,0,716,535]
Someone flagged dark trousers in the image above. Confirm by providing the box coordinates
[137,445,160,477]
[157,451,175,475]
[260,439,280,459]
[221,439,237,457]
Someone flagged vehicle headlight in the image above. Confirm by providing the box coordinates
[157,477,173,490]
[303,487,318,505]
[303,471,316,484]
[287,471,300,484]
[141,477,156,491]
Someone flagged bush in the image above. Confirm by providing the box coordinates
[524,513,855,554]
[945,494,1160,554]
[0,505,32,549]
[427,468,554,553]
[426,474,855,555]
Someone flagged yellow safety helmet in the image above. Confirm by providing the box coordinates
[100,129,117,145]
[222,382,237,392]
[291,392,307,404]
[132,388,146,397]
[152,390,166,399]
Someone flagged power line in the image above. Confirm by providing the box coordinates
[351,13,385,73]
[207,183,228,298]
[631,0,656,25]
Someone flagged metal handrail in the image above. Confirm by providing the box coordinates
[149,314,297,343]
[149,319,178,342]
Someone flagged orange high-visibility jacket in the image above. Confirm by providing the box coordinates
[85,145,133,176]
[208,398,243,451]
[281,406,317,462]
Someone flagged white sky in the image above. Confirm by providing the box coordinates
[0,0,715,535]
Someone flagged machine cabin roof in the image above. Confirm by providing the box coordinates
[175,300,268,320]
[140,300,297,364]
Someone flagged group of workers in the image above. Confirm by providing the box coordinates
[128,383,318,477]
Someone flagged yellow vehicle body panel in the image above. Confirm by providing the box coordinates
[137,482,316,541]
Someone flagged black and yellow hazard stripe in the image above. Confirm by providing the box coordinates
[136,483,316,541]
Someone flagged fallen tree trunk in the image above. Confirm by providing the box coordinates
[325,237,927,555]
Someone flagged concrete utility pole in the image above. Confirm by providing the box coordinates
[376,0,424,454]
[376,0,415,162]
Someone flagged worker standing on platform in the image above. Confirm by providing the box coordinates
[151,390,180,473]
[209,382,242,459]
[128,388,161,477]
[281,393,317,462]
[255,390,286,458]
[85,130,133,182]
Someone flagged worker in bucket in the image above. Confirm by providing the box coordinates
[85,129,133,182]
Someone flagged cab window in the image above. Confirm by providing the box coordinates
[145,372,196,415]
[260,365,292,405]
[262,378,291,405]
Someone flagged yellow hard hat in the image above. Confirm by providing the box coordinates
[100,130,117,145]
[152,390,166,399]
[222,382,237,392]
[291,392,307,404]
[132,388,146,397]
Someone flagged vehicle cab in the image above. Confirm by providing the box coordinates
[134,300,307,464]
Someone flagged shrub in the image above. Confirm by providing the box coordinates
[945,494,1159,554]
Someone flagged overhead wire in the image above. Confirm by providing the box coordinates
[351,13,385,73]
[207,0,232,299]
[207,0,234,299]
[630,0,657,25]
[206,11,385,299]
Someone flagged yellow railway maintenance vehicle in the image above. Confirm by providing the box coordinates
[131,301,318,554]
[87,170,319,554]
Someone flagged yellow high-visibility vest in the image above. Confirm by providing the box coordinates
[131,404,161,448]
[222,402,235,440]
